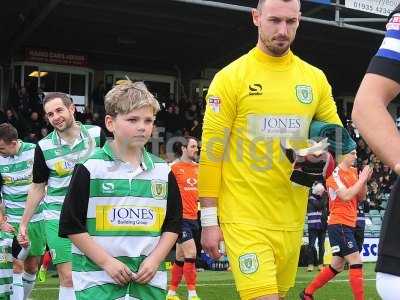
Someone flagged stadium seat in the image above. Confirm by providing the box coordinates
[380,210,386,217]
[370,225,381,237]
[364,229,373,238]
[369,210,380,216]
[371,216,382,225]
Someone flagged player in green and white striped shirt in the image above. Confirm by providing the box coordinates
[18,93,105,300]
[0,123,46,300]
[59,80,182,299]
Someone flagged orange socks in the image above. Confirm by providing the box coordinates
[305,265,339,295]
[349,264,364,300]
[169,260,184,291]
[183,258,197,291]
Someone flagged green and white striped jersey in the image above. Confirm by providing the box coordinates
[0,231,14,298]
[0,141,43,223]
[71,142,170,299]
[37,123,102,221]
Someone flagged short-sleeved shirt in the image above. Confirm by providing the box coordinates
[171,161,198,220]
[326,166,358,228]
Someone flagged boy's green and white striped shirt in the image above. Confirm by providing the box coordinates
[38,123,102,221]
[72,142,170,299]
[0,141,43,223]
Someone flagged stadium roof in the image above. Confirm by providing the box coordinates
[0,0,391,94]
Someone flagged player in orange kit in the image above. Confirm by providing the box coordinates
[167,137,201,300]
[301,150,372,300]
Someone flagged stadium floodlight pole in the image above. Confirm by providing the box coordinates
[170,0,385,35]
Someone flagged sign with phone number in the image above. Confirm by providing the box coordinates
[345,0,398,16]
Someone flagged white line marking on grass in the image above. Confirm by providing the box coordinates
[32,278,377,290]
[297,278,376,284]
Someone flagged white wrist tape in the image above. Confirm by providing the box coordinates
[200,207,218,227]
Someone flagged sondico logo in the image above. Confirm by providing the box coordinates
[249,83,263,96]
[108,207,155,226]
[102,182,115,194]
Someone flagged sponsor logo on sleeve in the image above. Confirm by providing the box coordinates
[207,95,221,113]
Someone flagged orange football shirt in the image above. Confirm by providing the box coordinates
[171,161,199,220]
[326,166,359,227]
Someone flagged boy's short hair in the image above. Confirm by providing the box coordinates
[0,123,18,143]
[104,79,160,117]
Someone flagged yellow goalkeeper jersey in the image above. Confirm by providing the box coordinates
[199,47,342,231]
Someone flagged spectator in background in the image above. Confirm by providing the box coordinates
[5,108,25,137]
[381,165,395,194]
[174,106,184,132]
[306,182,328,272]
[368,181,382,210]
[15,87,30,114]
[165,105,182,142]
[40,127,49,139]
[356,139,368,163]
[25,132,39,144]
[27,111,45,138]
[190,119,202,141]
[184,103,199,129]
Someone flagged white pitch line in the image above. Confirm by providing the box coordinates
[32,278,377,291]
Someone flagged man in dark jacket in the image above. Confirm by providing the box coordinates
[307,182,328,271]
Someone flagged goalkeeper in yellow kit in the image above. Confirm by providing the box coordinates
[198,0,342,299]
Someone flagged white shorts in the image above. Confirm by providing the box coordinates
[376,272,400,300]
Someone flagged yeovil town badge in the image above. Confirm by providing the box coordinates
[295,85,313,104]
[151,180,167,199]
[239,253,259,274]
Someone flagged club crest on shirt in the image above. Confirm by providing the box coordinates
[239,253,259,274]
[151,180,167,199]
[26,159,34,169]
[295,85,313,104]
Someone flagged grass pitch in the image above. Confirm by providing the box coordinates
[31,263,379,299]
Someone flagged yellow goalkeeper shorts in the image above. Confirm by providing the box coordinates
[221,223,303,299]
